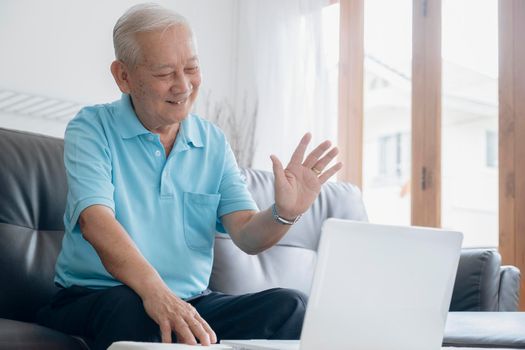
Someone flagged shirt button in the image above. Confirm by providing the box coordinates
[155,150,161,157]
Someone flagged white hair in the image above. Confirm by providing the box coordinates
[113,3,193,66]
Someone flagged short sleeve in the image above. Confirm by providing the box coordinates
[216,141,258,233]
[64,108,115,230]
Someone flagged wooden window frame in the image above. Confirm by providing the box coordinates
[338,0,364,188]
[499,0,525,310]
[411,0,441,227]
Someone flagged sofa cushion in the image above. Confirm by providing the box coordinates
[499,265,521,311]
[0,129,67,322]
[210,168,368,295]
[0,224,63,322]
[210,236,317,295]
[444,312,525,348]
[0,318,88,350]
[0,128,67,230]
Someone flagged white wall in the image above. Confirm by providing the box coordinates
[0,0,237,137]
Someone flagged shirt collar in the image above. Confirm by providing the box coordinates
[116,94,203,148]
[116,94,150,139]
[180,114,204,148]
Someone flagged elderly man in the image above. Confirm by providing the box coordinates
[37,3,341,350]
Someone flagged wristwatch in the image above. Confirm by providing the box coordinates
[271,203,302,225]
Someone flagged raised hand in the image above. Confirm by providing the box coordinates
[270,133,343,219]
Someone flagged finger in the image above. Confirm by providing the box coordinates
[195,313,217,344]
[311,147,339,172]
[173,317,197,345]
[270,155,286,185]
[303,140,332,168]
[289,133,312,165]
[318,162,343,184]
[187,316,211,346]
[160,319,172,343]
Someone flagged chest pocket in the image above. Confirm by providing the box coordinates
[183,192,221,252]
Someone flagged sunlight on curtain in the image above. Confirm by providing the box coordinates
[236,0,339,171]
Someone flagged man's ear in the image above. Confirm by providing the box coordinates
[110,60,132,94]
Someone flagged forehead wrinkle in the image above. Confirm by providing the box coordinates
[151,63,174,69]
[150,56,199,70]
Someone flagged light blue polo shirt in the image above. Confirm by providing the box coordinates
[55,94,258,299]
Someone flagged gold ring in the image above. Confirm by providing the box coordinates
[311,167,321,175]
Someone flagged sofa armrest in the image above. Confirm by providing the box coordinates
[450,249,501,311]
[450,249,521,311]
[498,265,521,311]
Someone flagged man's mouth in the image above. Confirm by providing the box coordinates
[166,95,189,105]
[167,98,186,105]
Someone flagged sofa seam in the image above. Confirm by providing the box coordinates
[477,250,489,311]
[0,221,64,232]
[497,267,506,311]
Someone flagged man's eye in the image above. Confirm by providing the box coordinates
[185,66,199,73]
[154,73,172,78]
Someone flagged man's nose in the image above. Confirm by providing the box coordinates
[171,73,192,93]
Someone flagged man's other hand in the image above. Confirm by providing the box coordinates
[142,286,217,345]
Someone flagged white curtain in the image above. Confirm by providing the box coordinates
[234,0,339,171]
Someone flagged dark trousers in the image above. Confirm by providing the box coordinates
[36,285,307,350]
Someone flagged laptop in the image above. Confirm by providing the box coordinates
[221,218,463,350]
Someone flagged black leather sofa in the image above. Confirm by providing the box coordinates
[0,127,523,349]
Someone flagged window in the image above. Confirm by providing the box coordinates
[339,0,525,309]
[362,0,412,226]
[377,132,410,182]
[441,0,498,247]
[486,130,497,168]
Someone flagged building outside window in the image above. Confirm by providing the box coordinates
[377,132,410,183]
[486,130,497,168]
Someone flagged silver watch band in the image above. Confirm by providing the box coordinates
[271,203,301,225]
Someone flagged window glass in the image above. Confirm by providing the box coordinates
[363,0,412,225]
[441,0,498,247]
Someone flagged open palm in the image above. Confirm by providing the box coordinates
[270,133,343,219]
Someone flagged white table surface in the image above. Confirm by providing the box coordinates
[108,341,519,350]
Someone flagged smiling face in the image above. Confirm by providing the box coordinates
[111,24,201,130]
